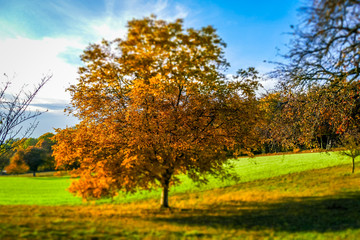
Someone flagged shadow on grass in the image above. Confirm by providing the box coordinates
[152,192,360,233]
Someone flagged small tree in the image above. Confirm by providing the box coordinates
[5,150,29,175]
[22,147,46,176]
[36,133,56,171]
[339,130,360,173]
[53,16,261,208]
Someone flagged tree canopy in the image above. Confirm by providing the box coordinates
[5,150,29,175]
[22,147,47,176]
[0,133,57,175]
[53,16,261,207]
[263,0,360,172]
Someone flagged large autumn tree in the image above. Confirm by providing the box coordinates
[53,16,260,208]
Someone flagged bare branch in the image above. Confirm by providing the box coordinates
[0,74,52,148]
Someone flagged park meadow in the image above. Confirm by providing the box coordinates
[1,152,360,239]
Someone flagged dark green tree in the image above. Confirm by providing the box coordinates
[22,147,46,177]
[36,133,56,171]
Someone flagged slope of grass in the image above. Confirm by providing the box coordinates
[0,151,352,205]
[115,151,351,203]
[1,164,360,239]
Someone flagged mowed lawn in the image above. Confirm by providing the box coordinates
[0,176,80,205]
[0,151,352,205]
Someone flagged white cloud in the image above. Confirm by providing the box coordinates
[0,0,191,104]
[85,0,189,41]
[0,36,84,102]
[90,20,128,41]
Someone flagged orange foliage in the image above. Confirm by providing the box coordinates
[53,16,261,207]
[260,79,360,151]
[5,151,29,174]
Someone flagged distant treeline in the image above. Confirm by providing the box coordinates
[0,133,56,176]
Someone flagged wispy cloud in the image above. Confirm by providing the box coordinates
[39,0,190,42]
[0,0,191,100]
[0,0,192,136]
[31,97,71,112]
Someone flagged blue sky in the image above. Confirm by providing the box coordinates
[0,0,302,137]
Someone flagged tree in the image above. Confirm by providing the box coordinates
[0,153,10,174]
[36,132,56,171]
[53,16,261,208]
[22,138,38,149]
[5,150,29,175]
[11,147,47,176]
[267,0,360,152]
[22,147,46,176]
[0,150,12,174]
[257,91,289,153]
[281,0,360,87]
[339,129,360,173]
[263,82,359,151]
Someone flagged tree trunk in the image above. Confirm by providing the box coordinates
[352,157,355,174]
[160,180,170,208]
[33,171,36,177]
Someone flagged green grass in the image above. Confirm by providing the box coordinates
[1,162,360,239]
[0,151,352,205]
[115,151,351,203]
[0,176,82,205]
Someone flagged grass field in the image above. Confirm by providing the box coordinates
[0,151,351,205]
[1,151,360,239]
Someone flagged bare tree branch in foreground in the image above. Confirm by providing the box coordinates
[0,74,52,149]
